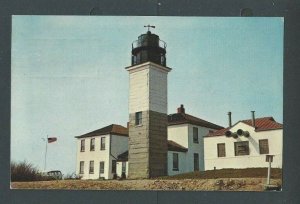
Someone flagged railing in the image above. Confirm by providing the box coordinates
[132,39,167,50]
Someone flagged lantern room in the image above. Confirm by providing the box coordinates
[131,31,167,66]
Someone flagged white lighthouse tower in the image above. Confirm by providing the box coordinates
[125,27,171,178]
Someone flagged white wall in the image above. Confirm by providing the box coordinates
[168,124,189,148]
[127,62,171,114]
[148,65,168,114]
[186,124,215,171]
[167,151,187,176]
[128,68,149,114]
[167,123,218,174]
[76,134,110,179]
[204,122,283,170]
[76,134,128,180]
[116,161,128,178]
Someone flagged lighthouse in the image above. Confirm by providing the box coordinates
[125,27,172,178]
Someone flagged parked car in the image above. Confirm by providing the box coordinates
[41,170,63,180]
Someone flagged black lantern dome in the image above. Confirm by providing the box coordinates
[131,31,167,66]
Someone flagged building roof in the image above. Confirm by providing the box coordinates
[117,140,188,161]
[168,105,223,130]
[168,113,224,130]
[168,105,224,130]
[167,140,188,152]
[117,151,128,162]
[206,117,283,137]
[75,124,128,138]
[76,105,223,139]
[241,117,283,131]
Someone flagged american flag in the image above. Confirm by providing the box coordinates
[47,137,57,143]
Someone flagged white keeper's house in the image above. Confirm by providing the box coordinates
[75,104,223,179]
[204,111,283,170]
[75,124,129,180]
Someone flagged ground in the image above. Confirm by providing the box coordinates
[11,168,282,191]
[11,178,281,191]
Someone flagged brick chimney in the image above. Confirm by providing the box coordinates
[177,104,185,114]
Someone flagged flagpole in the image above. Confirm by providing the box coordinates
[44,135,48,171]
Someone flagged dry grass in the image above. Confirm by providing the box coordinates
[11,178,282,191]
[11,168,282,191]
[157,168,282,180]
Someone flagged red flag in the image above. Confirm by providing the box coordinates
[48,137,57,143]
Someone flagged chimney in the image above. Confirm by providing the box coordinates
[177,104,185,114]
[127,122,129,129]
[251,111,256,128]
[228,111,232,127]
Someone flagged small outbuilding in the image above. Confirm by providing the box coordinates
[204,112,283,170]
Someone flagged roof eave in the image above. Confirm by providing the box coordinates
[75,132,110,139]
[255,127,283,132]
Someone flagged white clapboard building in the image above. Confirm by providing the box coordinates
[204,112,283,170]
[167,105,223,175]
[75,124,128,180]
[75,105,223,179]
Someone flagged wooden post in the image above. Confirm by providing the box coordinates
[266,155,274,186]
[267,159,271,185]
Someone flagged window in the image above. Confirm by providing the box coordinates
[80,140,85,152]
[79,161,84,174]
[161,54,165,66]
[89,161,94,174]
[217,143,226,157]
[122,162,126,173]
[100,162,105,174]
[100,137,105,150]
[90,138,95,151]
[112,160,117,174]
[173,153,179,171]
[193,127,199,143]
[234,141,249,156]
[135,112,142,125]
[259,139,269,154]
[194,153,199,171]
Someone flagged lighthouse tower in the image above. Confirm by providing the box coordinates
[125,27,171,179]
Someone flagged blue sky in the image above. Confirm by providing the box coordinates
[11,16,283,175]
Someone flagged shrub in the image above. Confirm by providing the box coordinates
[11,160,43,182]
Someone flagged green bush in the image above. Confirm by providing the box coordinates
[11,160,43,182]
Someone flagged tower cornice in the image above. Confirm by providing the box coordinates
[125,61,172,74]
